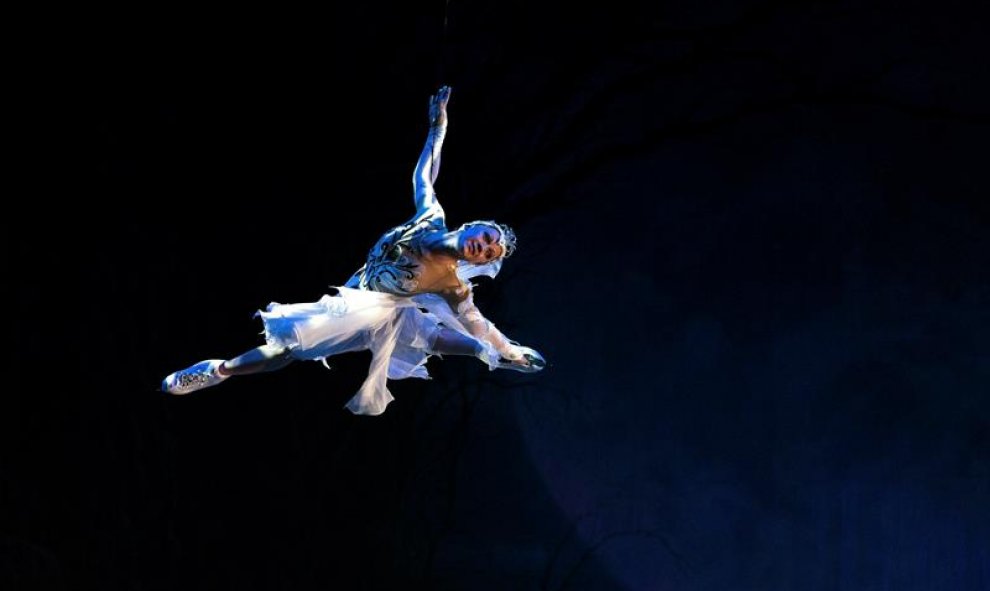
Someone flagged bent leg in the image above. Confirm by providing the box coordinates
[429,328,545,372]
[428,327,506,370]
[430,327,483,357]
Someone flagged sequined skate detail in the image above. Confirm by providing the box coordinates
[163,360,227,395]
[174,368,217,389]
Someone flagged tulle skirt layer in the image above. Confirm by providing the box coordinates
[256,287,449,415]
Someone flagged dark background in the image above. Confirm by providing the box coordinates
[7,1,989,589]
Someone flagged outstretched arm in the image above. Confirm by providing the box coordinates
[413,85,451,214]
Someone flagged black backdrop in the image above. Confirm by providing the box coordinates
[7,1,989,589]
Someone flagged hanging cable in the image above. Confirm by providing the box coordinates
[429,0,452,185]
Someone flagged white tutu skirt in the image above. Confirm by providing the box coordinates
[256,286,466,416]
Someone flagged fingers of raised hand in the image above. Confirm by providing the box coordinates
[437,85,451,105]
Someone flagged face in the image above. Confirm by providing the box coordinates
[458,224,504,264]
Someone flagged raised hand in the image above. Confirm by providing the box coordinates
[429,85,451,127]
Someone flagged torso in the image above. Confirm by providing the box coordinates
[346,206,466,299]
[409,251,463,294]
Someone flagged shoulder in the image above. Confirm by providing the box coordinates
[413,201,446,230]
[386,202,446,244]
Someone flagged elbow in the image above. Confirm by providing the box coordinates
[414,187,433,206]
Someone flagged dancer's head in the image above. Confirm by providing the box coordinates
[456,221,517,264]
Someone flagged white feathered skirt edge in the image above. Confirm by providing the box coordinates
[255,286,466,416]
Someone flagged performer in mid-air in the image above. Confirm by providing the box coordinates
[162,86,544,415]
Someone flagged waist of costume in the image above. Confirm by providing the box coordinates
[257,285,485,417]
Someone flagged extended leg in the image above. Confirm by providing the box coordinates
[163,345,294,395]
[220,344,293,376]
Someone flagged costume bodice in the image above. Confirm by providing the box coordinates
[346,206,450,296]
